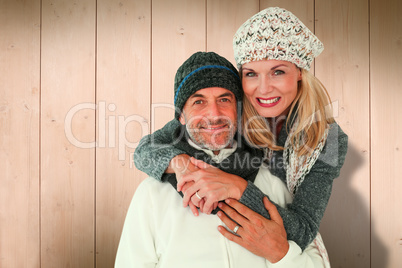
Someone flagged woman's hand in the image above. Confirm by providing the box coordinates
[217,197,289,263]
[178,157,248,215]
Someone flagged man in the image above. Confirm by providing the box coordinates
[115,52,325,267]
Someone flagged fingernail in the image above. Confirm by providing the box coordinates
[218,203,223,208]
[225,199,230,204]
[217,211,222,217]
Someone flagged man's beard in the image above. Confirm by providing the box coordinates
[185,117,237,151]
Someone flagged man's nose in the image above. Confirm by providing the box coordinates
[207,102,222,117]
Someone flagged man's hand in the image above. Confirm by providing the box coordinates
[178,157,247,215]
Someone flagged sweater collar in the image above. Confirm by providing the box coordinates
[187,139,238,164]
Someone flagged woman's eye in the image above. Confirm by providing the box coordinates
[244,72,256,77]
[274,70,285,75]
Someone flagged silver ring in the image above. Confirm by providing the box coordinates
[195,191,202,199]
[233,225,240,234]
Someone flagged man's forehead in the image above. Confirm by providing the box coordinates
[188,87,234,99]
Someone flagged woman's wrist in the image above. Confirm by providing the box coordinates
[232,176,248,200]
[165,154,190,174]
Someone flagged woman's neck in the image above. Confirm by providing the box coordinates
[267,116,286,138]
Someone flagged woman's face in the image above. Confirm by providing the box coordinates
[241,60,302,118]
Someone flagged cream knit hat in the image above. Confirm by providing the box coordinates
[233,7,324,70]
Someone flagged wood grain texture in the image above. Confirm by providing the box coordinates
[0,0,40,267]
[1,1,401,267]
[151,0,206,130]
[315,1,371,267]
[206,0,259,66]
[41,0,96,266]
[370,0,402,267]
[95,0,151,267]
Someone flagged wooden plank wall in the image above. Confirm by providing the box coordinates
[0,0,401,267]
[370,0,402,267]
[315,0,371,267]
[0,1,40,267]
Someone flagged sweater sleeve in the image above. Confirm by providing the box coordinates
[240,123,348,250]
[134,119,187,180]
[266,241,325,268]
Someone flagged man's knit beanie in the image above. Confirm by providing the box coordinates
[173,51,243,119]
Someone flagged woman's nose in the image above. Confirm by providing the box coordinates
[258,76,273,94]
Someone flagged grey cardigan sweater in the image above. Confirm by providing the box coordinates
[134,119,348,250]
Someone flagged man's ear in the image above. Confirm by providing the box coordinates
[179,113,186,125]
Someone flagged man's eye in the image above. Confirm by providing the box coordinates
[194,100,203,105]
[220,98,230,103]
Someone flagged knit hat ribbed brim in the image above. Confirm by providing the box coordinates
[174,52,243,119]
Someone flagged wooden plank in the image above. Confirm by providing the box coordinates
[151,0,206,131]
[315,1,370,267]
[206,0,259,66]
[370,0,402,267]
[0,0,40,267]
[95,0,151,267]
[41,0,96,266]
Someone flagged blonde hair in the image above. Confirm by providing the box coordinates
[242,69,334,156]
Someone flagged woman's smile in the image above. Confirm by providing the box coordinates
[257,97,281,106]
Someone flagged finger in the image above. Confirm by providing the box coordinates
[213,202,218,211]
[217,225,243,243]
[190,193,202,208]
[182,192,192,208]
[203,198,216,215]
[189,201,199,217]
[218,202,248,228]
[180,181,192,194]
[182,184,201,207]
[217,210,238,230]
[217,210,244,238]
[199,198,205,213]
[177,175,195,192]
[190,157,212,169]
[263,197,283,225]
[224,199,258,221]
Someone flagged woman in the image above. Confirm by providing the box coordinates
[134,7,347,265]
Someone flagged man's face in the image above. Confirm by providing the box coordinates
[179,87,238,151]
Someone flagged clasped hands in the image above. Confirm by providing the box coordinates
[173,155,289,262]
[177,157,247,215]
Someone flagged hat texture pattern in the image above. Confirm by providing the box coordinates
[233,7,324,70]
[174,51,242,119]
